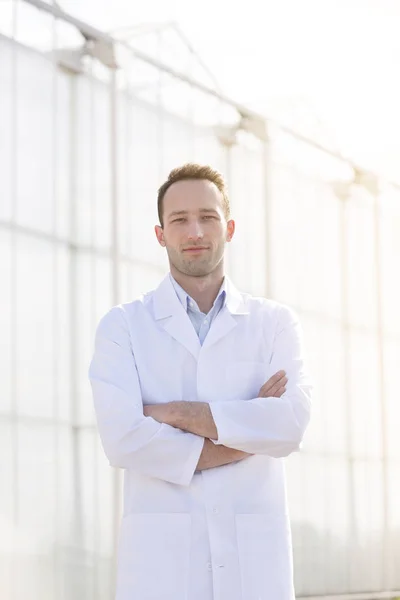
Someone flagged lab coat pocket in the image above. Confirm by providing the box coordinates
[235,513,294,600]
[116,513,191,600]
[226,362,267,400]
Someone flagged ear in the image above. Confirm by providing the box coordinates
[155,224,166,246]
[226,219,235,242]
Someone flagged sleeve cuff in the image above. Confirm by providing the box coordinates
[209,402,226,446]
[178,434,205,486]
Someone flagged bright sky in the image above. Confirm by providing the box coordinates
[13,0,400,181]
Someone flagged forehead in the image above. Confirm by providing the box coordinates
[163,179,224,215]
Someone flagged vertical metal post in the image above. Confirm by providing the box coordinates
[50,7,60,598]
[88,59,99,600]
[262,137,272,299]
[110,65,122,587]
[156,30,164,183]
[223,141,233,279]
[10,9,19,600]
[337,184,357,590]
[373,190,389,587]
[69,72,84,550]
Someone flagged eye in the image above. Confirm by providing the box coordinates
[172,218,186,223]
[202,215,215,220]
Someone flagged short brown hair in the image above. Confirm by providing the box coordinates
[157,163,230,227]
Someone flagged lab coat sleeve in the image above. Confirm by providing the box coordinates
[209,304,312,457]
[88,306,204,486]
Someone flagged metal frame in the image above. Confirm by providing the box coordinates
[3,2,399,599]
[299,593,400,600]
[21,0,400,190]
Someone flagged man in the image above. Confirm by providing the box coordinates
[88,163,312,600]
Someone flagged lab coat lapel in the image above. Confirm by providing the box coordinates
[153,275,200,360]
[202,277,249,351]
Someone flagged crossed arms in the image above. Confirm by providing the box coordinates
[143,371,287,472]
[88,305,312,486]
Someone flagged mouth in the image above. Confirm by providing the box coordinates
[182,247,209,253]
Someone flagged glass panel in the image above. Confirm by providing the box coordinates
[74,77,94,247]
[55,71,72,242]
[350,460,384,592]
[193,131,225,171]
[269,163,301,306]
[348,329,382,459]
[288,454,352,597]
[55,426,89,600]
[380,190,400,336]
[384,338,400,460]
[0,38,13,222]
[16,235,55,418]
[55,246,72,423]
[323,458,351,594]
[319,186,342,320]
[298,313,325,454]
[17,421,56,551]
[0,418,14,529]
[76,253,95,427]
[75,76,111,250]
[0,1,13,38]
[129,102,163,267]
[270,165,343,313]
[76,255,112,426]
[95,435,115,558]
[345,190,377,330]
[93,83,112,251]
[229,144,266,295]
[56,427,75,545]
[319,320,347,456]
[77,426,97,566]
[387,461,400,589]
[0,231,12,413]
[295,180,338,315]
[288,455,328,596]
[130,263,167,298]
[116,93,131,257]
[15,45,55,233]
[118,261,131,304]
[161,116,195,174]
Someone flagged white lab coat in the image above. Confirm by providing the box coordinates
[89,275,312,600]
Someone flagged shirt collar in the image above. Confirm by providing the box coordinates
[169,274,226,314]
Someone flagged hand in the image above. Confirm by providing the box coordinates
[258,370,287,398]
[143,403,174,425]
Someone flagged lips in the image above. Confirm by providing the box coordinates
[183,247,208,252]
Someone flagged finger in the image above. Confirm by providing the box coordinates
[267,370,286,387]
[269,385,286,398]
[261,375,287,396]
[258,383,286,398]
[275,385,286,398]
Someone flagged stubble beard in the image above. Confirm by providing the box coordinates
[166,243,225,278]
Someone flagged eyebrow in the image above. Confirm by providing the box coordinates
[168,208,219,218]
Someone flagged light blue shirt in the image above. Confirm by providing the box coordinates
[170,275,226,345]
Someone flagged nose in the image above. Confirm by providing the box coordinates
[187,220,204,240]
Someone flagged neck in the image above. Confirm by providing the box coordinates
[170,264,225,314]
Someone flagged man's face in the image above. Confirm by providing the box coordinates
[155,179,235,278]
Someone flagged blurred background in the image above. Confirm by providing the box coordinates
[1,0,400,599]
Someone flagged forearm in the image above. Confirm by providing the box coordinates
[143,403,251,470]
[196,438,251,471]
[144,401,218,439]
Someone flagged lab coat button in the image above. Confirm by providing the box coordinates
[212,507,219,514]
[207,562,212,571]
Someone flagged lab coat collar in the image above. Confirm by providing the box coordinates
[153,274,248,320]
[153,275,249,358]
